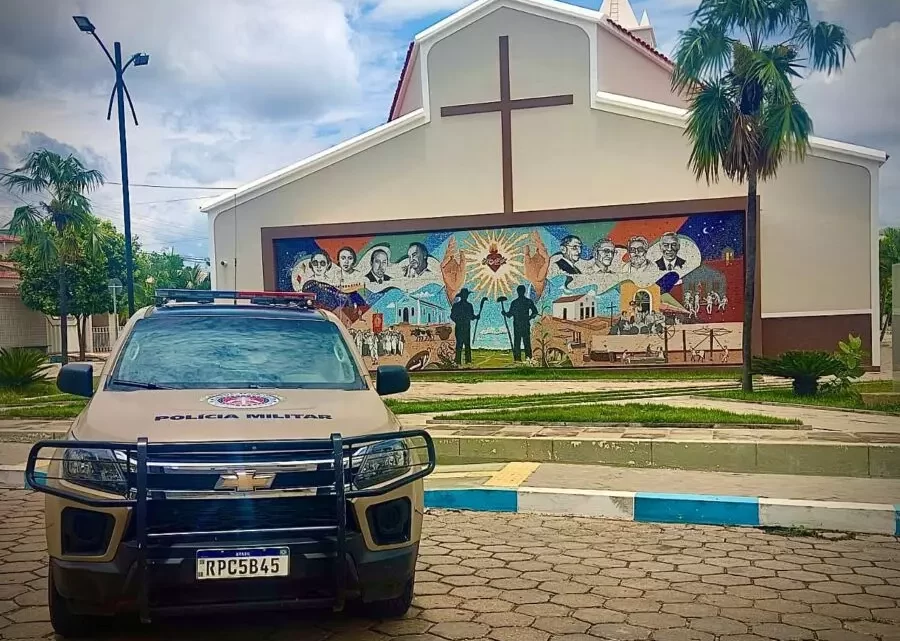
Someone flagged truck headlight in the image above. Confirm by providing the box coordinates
[353,439,410,489]
[62,449,128,495]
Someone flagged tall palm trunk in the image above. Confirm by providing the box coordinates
[742,169,759,392]
[58,263,69,366]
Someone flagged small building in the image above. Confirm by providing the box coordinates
[0,233,48,351]
[552,292,597,321]
[619,282,660,317]
[392,293,449,325]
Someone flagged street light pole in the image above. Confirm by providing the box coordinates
[113,42,135,317]
[73,16,147,318]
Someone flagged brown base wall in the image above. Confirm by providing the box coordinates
[761,314,873,365]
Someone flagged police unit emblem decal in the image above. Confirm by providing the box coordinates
[206,393,282,409]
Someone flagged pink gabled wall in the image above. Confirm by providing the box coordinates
[596,25,686,109]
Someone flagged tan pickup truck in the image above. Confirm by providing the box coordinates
[26,290,434,638]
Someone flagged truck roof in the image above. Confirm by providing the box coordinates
[146,304,328,321]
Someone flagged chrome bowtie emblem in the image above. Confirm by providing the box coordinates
[215,470,275,492]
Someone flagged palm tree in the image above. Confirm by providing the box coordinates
[671,0,853,392]
[2,150,104,365]
[879,228,900,341]
[181,264,210,290]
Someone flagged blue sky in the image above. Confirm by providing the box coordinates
[1,0,897,262]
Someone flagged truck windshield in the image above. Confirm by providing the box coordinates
[109,314,366,390]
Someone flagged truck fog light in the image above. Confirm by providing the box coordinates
[367,498,411,545]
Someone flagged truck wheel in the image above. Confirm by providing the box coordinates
[49,573,103,639]
[364,578,414,618]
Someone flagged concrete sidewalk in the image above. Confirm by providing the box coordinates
[428,462,900,504]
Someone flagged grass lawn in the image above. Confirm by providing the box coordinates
[0,376,100,407]
[0,381,77,406]
[704,387,900,414]
[0,401,87,419]
[385,383,739,415]
[411,367,743,383]
[434,402,801,425]
[854,380,895,393]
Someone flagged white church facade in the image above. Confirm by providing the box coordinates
[203,0,887,370]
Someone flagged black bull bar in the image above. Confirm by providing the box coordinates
[25,430,435,621]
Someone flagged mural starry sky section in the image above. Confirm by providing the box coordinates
[677,212,744,259]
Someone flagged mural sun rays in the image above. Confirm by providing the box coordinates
[462,229,527,301]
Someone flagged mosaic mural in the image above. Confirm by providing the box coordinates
[273,211,745,370]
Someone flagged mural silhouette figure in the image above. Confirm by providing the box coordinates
[450,288,480,365]
[504,285,539,361]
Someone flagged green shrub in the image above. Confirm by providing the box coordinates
[822,333,867,397]
[752,351,844,396]
[0,348,51,389]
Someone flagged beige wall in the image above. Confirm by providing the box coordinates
[211,5,874,318]
[0,293,47,350]
[595,26,686,109]
[397,54,423,117]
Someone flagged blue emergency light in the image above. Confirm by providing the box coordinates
[155,289,316,308]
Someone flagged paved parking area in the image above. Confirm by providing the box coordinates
[1,488,899,640]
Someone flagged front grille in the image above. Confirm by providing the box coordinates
[122,496,357,538]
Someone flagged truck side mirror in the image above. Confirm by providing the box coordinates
[57,363,94,398]
[376,365,410,396]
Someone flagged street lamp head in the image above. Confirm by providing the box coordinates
[73,15,95,33]
[133,53,150,67]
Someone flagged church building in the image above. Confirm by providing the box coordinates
[203,0,888,371]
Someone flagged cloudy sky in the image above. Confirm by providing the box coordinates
[0,0,897,261]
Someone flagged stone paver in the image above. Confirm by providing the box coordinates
[1,488,899,640]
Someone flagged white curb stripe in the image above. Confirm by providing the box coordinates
[759,498,898,535]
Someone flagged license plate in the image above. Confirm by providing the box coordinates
[196,547,289,580]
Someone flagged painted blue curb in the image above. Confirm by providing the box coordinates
[422,488,898,536]
[634,492,759,527]
[425,488,518,512]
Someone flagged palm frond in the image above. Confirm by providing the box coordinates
[32,229,60,269]
[79,217,106,261]
[1,172,46,196]
[757,98,812,179]
[723,112,760,182]
[8,205,45,241]
[61,155,104,192]
[744,45,801,107]
[796,20,854,74]
[672,24,734,93]
[684,78,738,184]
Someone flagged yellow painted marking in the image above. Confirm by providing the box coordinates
[485,462,540,487]
[430,471,496,479]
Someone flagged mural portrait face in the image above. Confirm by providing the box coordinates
[593,239,616,269]
[407,242,428,275]
[371,249,389,278]
[560,236,583,264]
[338,247,357,273]
[659,233,681,263]
[310,252,331,278]
[627,237,650,269]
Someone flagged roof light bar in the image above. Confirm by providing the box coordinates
[154,289,316,307]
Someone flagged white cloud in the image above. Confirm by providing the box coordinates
[368,0,473,21]
[0,0,408,254]
[797,22,900,224]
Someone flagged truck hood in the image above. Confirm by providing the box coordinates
[71,388,401,443]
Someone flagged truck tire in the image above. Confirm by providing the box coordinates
[49,573,104,639]
[364,578,414,618]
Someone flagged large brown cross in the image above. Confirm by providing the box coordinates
[440,35,574,214]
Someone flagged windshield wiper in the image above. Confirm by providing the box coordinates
[108,379,174,390]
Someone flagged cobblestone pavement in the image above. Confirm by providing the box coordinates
[2,489,899,641]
